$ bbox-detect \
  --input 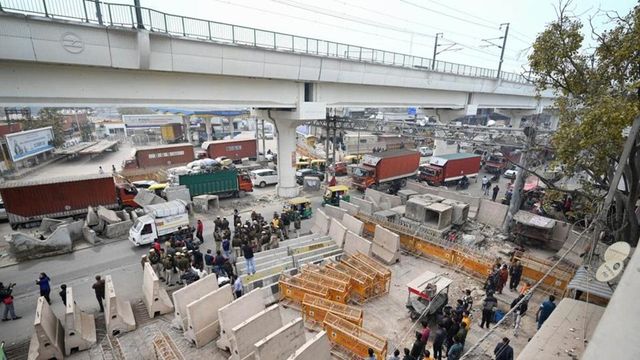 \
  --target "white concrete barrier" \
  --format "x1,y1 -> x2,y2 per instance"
217,288 -> 264,351
64,287 -> 96,355
229,305 -> 282,360
310,209 -> 330,235
254,317 -> 305,360
142,262 -> 174,318
172,274 -> 218,331
344,231 -> 372,256
104,275 -> 136,336
342,213 -> 364,236
287,331 -> 332,360
372,224 -> 400,264
339,199 -> 360,216
328,218 -> 347,248
185,284 -> 234,348
28,297 -> 65,360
